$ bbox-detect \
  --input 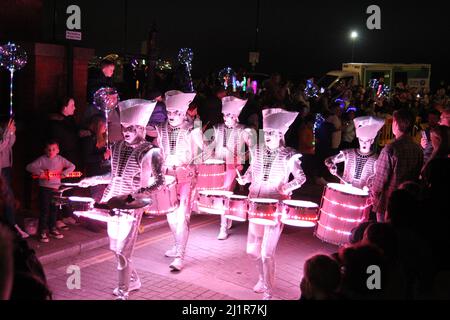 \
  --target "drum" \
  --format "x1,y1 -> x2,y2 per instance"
196,159 -> 225,191
74,209 -> 136,243
315,183 -> 370,246
68,196 -> 95,211
145,175 -> 179,215
281,200 -> 319,228
73,209 -> 112,223
224,195 -> 248,222
197,190 -> 233,215
248,198 -> 280,226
